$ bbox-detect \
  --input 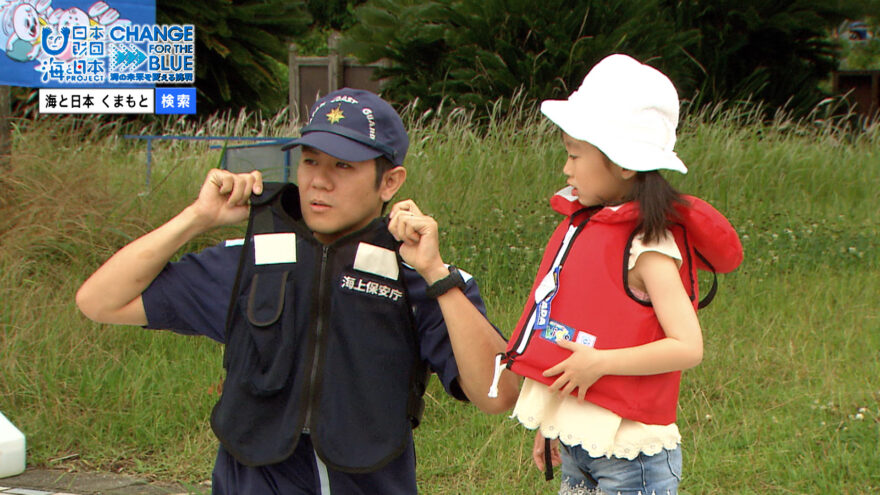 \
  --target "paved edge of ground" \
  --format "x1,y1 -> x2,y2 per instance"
0,469 -> 210,495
